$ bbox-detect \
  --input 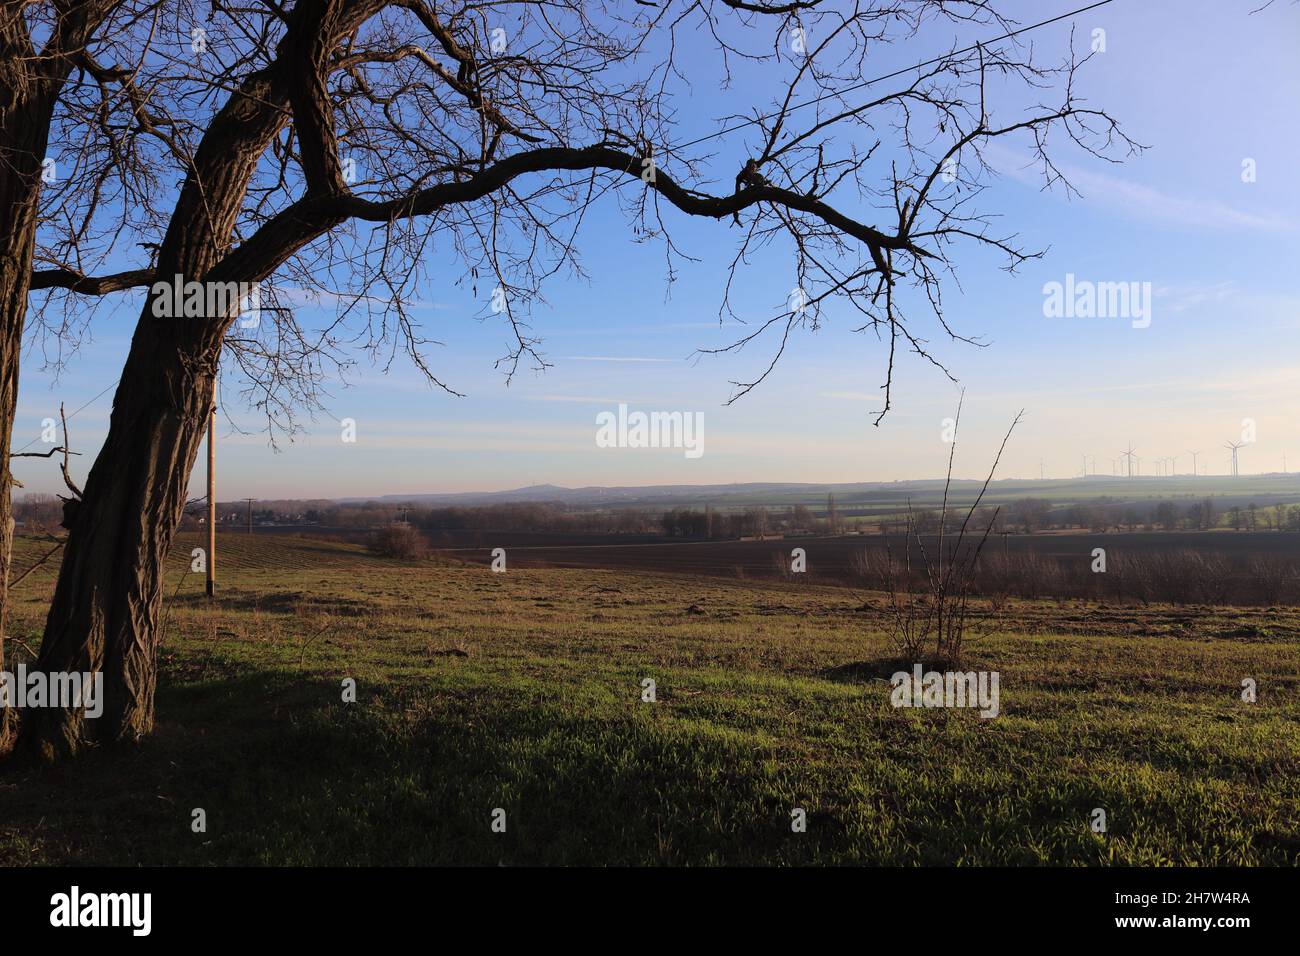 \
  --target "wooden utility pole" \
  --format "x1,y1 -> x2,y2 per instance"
245,498 -> 254,534
206,384 -> 216,599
